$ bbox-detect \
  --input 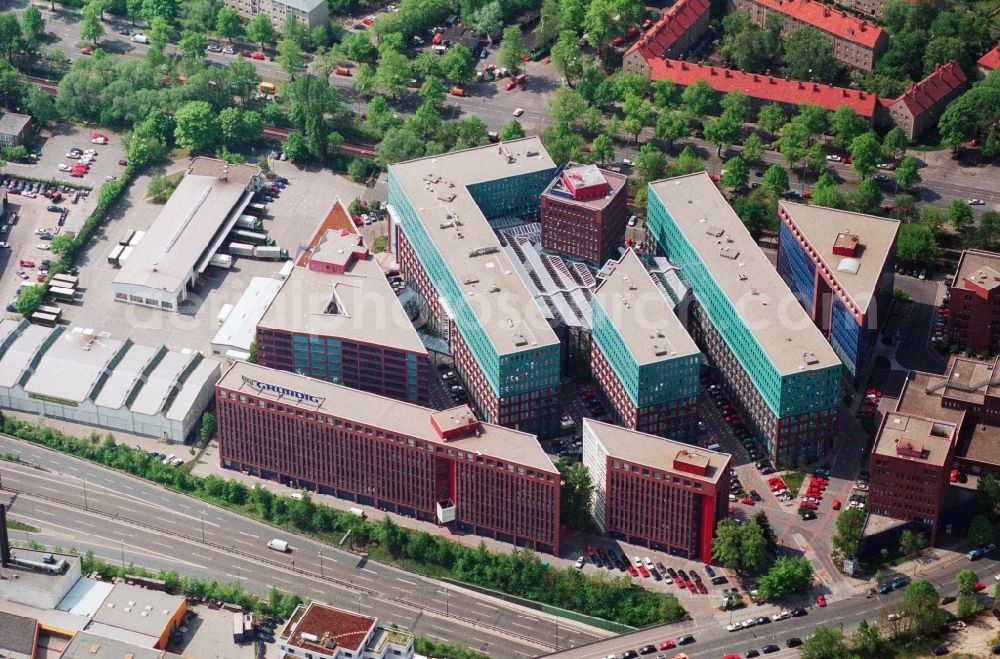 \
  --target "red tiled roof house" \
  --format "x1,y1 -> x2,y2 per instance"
882,60 -> 967,139
622,0 -> 711,76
